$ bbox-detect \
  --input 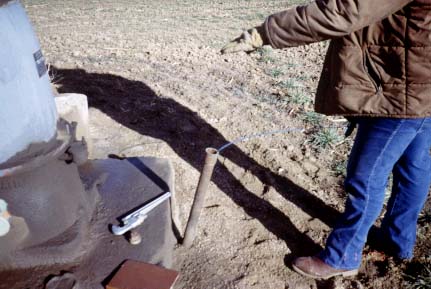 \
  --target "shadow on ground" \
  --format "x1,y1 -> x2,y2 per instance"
54,67 -> 341,259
